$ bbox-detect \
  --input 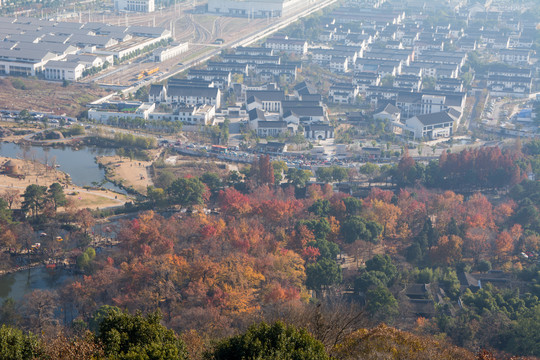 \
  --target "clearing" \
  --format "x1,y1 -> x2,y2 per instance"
0,78 -> 109,117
